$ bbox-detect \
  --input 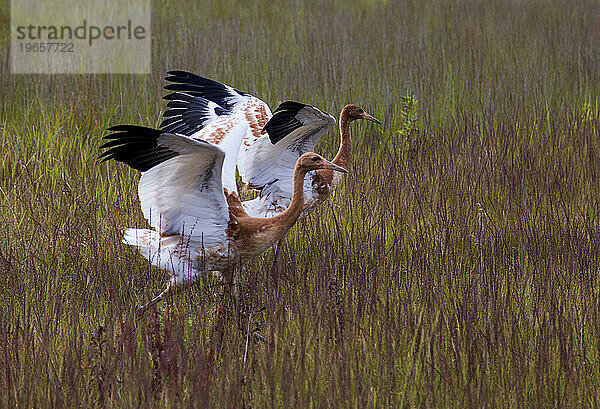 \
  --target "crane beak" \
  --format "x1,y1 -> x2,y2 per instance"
322,162 -> 348,173
362,112 -> 381,124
